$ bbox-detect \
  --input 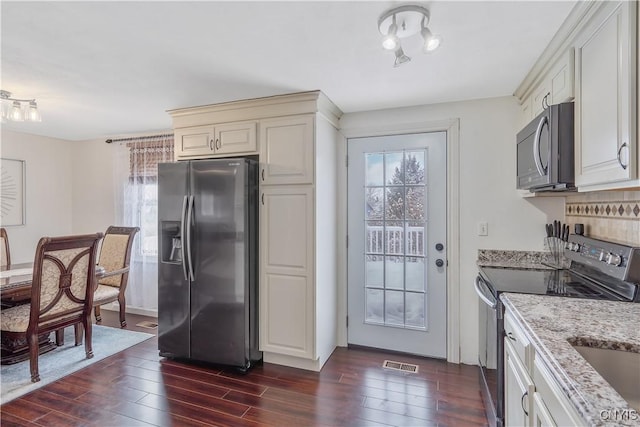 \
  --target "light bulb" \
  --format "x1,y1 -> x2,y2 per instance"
394,47 -> 411,67
10,101 -> 24,121
421,27 -> 442,52
382,22 -> 399,50
27,101 -> 41,122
